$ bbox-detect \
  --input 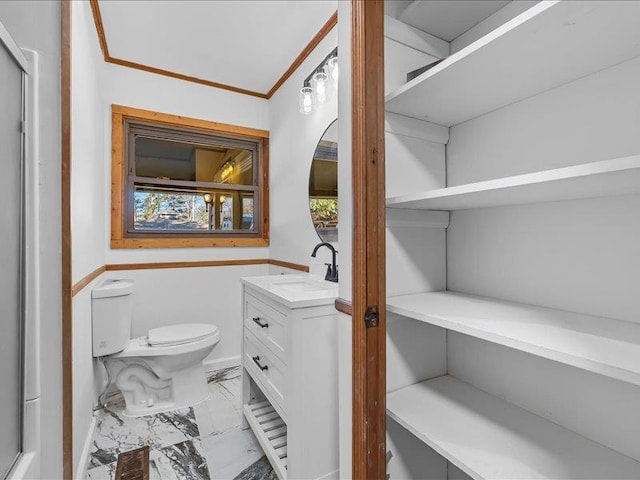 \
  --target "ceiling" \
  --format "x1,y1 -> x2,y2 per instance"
394,1 -> 511,42
97,0 -> 337,96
